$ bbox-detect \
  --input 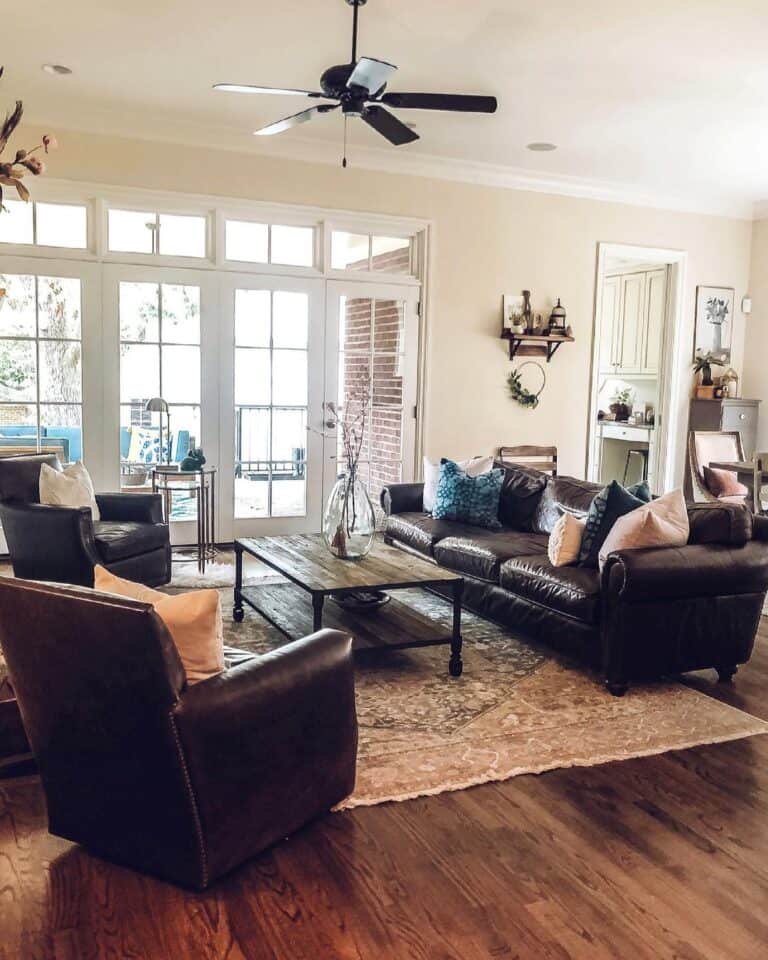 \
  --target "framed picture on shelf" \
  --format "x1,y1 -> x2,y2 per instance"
693,285 -> 734,363
502,293 -> 525,332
